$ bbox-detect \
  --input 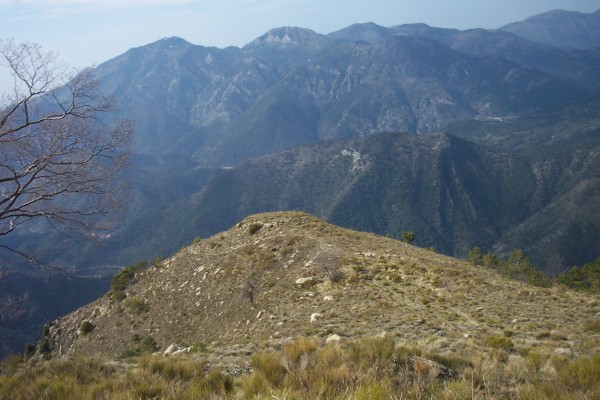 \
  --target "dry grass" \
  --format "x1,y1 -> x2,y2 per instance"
2,337 -> 599,399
